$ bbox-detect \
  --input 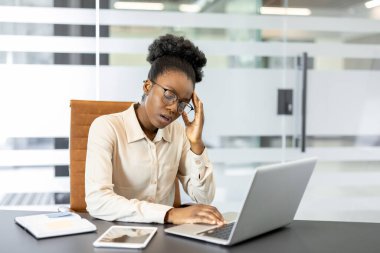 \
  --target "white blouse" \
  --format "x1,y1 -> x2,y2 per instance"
85,104 -> 215,223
